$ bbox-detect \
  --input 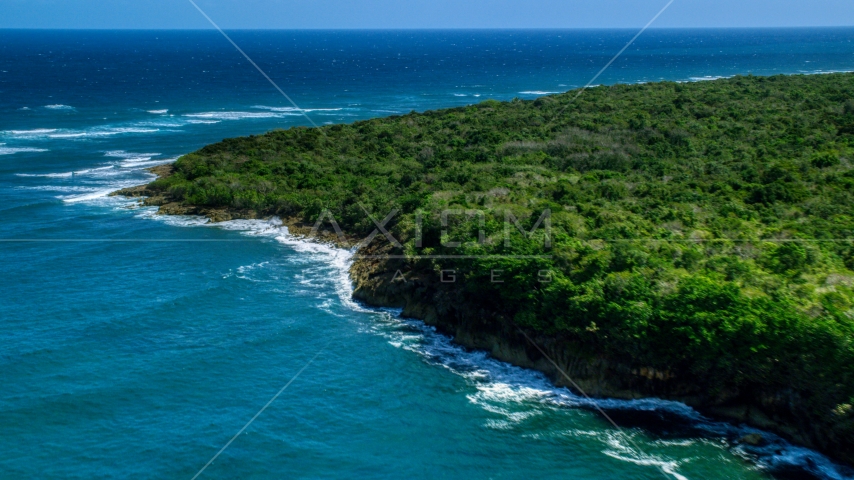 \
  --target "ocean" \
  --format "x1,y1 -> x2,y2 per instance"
2,28 -> 854,479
